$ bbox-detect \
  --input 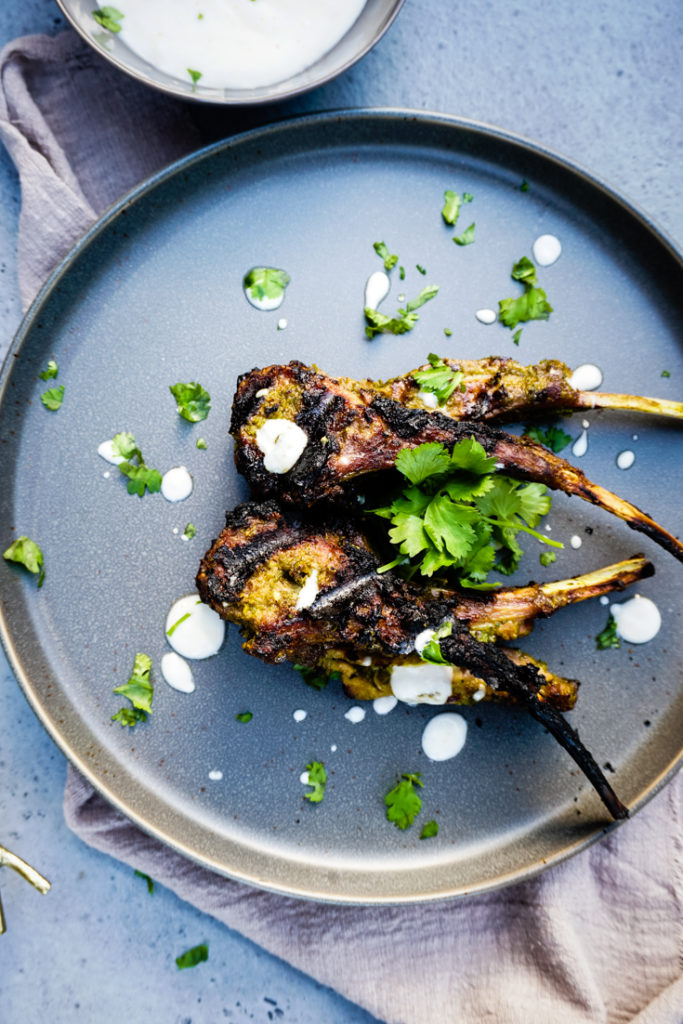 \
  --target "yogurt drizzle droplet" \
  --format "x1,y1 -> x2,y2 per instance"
421,713 -> 468,761
160,651 -> 195,693
610,595 -> 661,644
616,449 -> 635,470
161,466 -> 193,502
569,363 -> 603,391
165,596 -> 225,659
572,429 -> 589,458
532,234 -> 562,267
475,308 -> 497,325
364,270 -> 391,310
